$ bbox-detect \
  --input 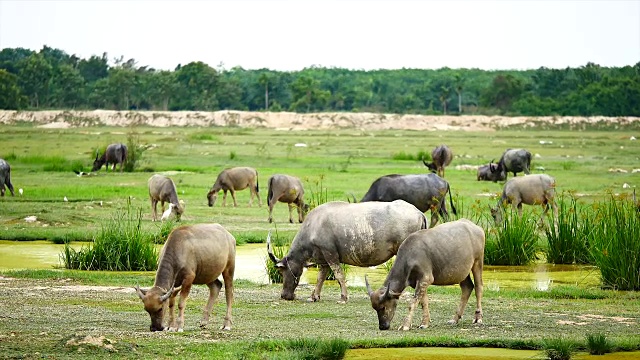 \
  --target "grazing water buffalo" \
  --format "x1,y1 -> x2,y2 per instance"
267,200 -> 428,303
92,143 -> 128,172
490,174 -> 558,227
491,148 -> 532,180
366,219 -> 485,331
0,159 -> 15,197
422,145 -> 453,178
135,223 -> 235,332
359,174 -> 457,228
207,167 -> 261,207
148,174 -> 185,221
267,174 -> 308,223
